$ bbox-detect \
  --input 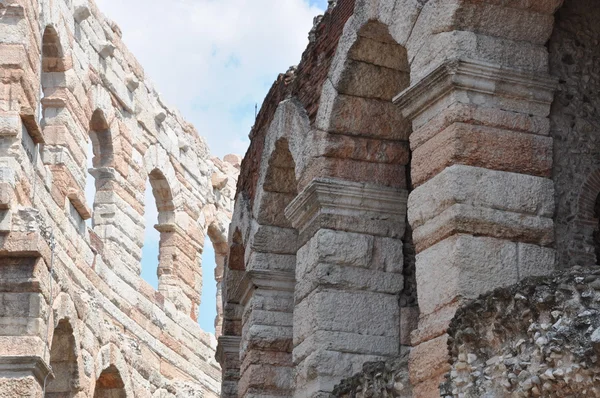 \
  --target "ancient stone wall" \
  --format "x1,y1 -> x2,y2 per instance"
0,0 -> 238,396
444,267 -> 600,397
221,0 -> 566,397
550,0 -> 600,269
